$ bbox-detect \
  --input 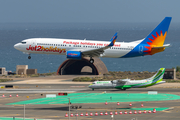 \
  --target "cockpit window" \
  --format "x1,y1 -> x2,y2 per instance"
21,42 -> 26,44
